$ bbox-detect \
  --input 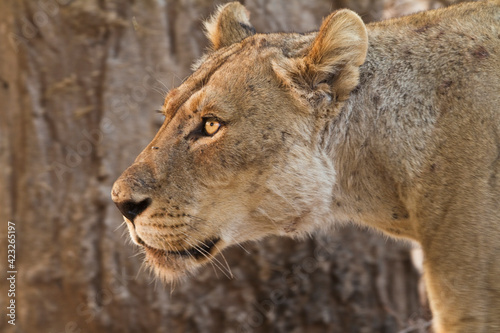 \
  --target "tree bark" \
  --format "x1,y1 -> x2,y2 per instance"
1,1 -> 434,332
